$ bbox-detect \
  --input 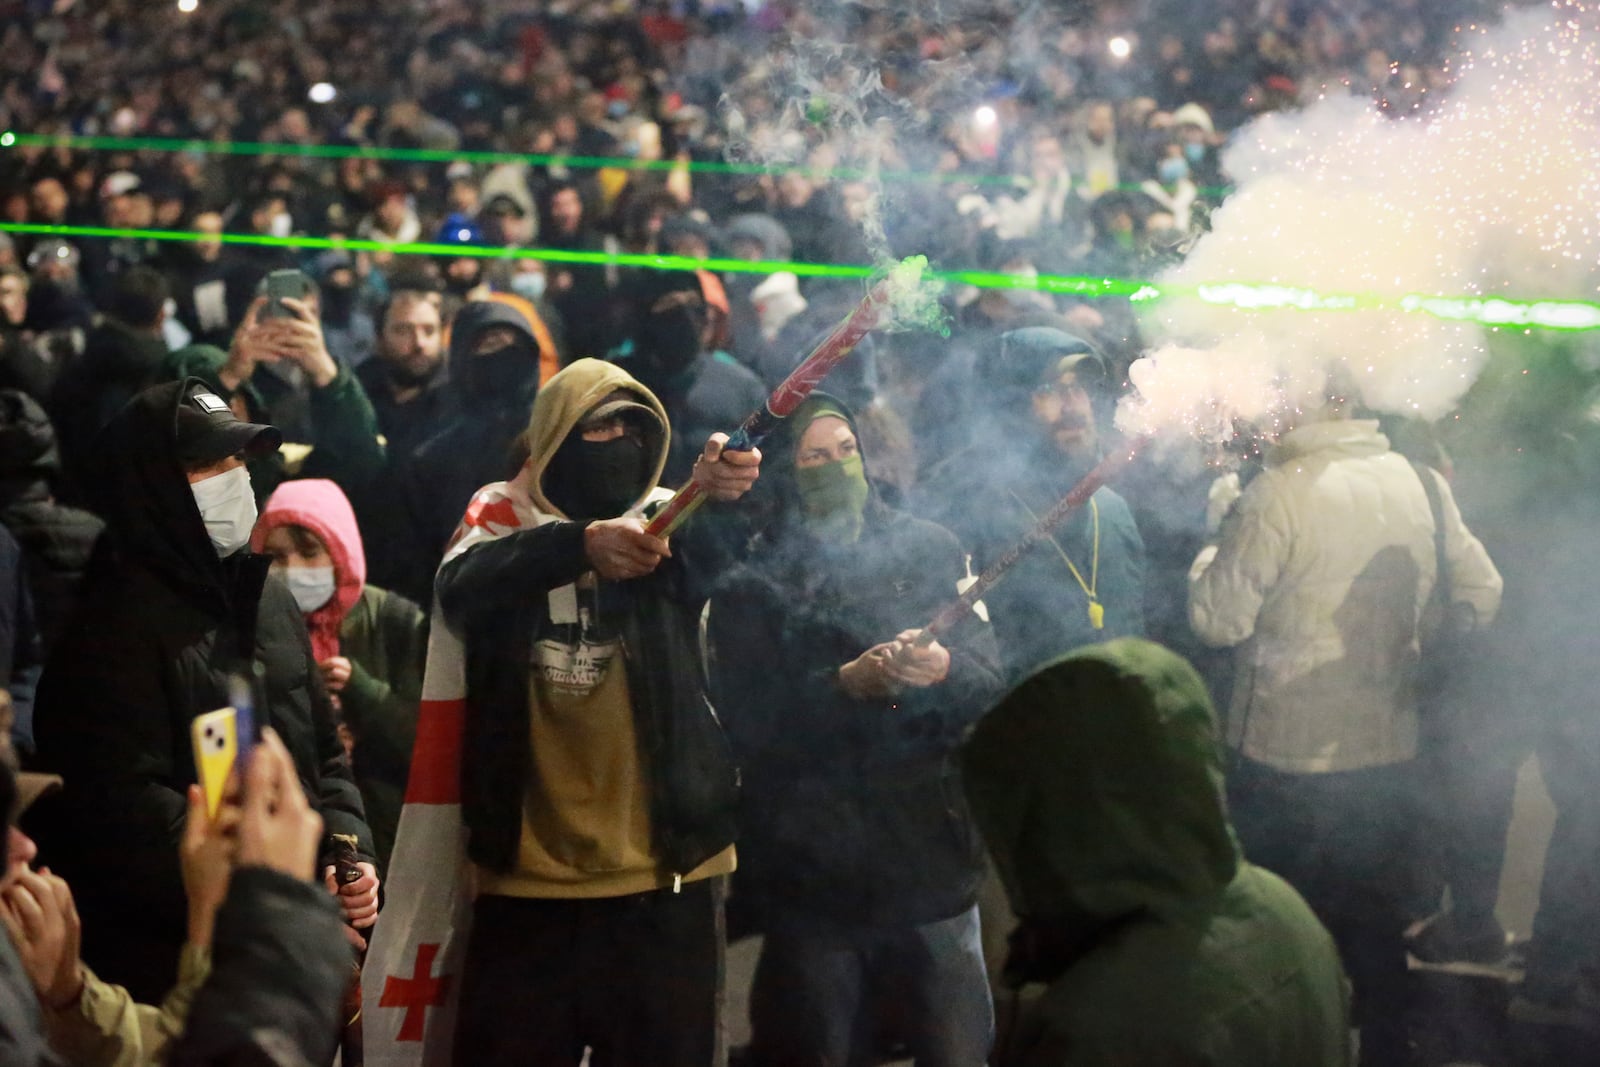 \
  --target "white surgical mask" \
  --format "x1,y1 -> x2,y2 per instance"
280,565 -> 337,613
190,465 -> 258,558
